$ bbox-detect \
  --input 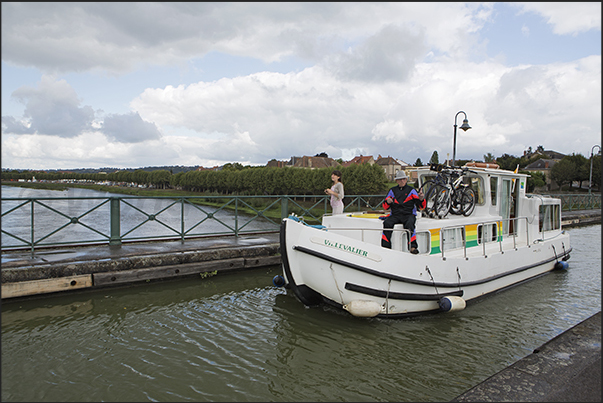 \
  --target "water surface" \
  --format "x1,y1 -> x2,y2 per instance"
1,224 -> 600,402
